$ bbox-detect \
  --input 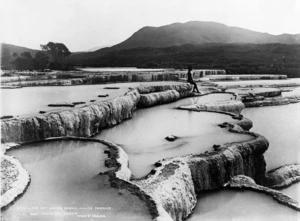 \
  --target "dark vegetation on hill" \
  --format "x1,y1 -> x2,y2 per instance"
1,43 -> 39,69
1,21 -> 300,77
107,21 -> 300,51
66,44 -> 300,78
64,21 -> 300,77
1,42 -> 72,71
